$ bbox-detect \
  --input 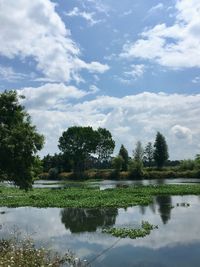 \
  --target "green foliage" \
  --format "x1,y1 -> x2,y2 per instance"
42,153 -> 72,173
153,132 -> 169,169
58,126 -> 114,176
119,145 -> 129,171
128,159 -> 143,179
2,184 -> 200,208
0,91 -> 44,189
112,156 -> 124,174
102,221 -> 158,239
179,159 -> 196,171
133,141 -> 144,162
143,142 -> 154,167
58,126 -> 99,175
96,127 -> 115,163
